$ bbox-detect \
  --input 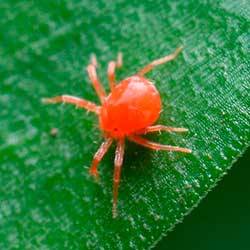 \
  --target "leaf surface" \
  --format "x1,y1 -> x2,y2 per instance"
0,0 -> 249,249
